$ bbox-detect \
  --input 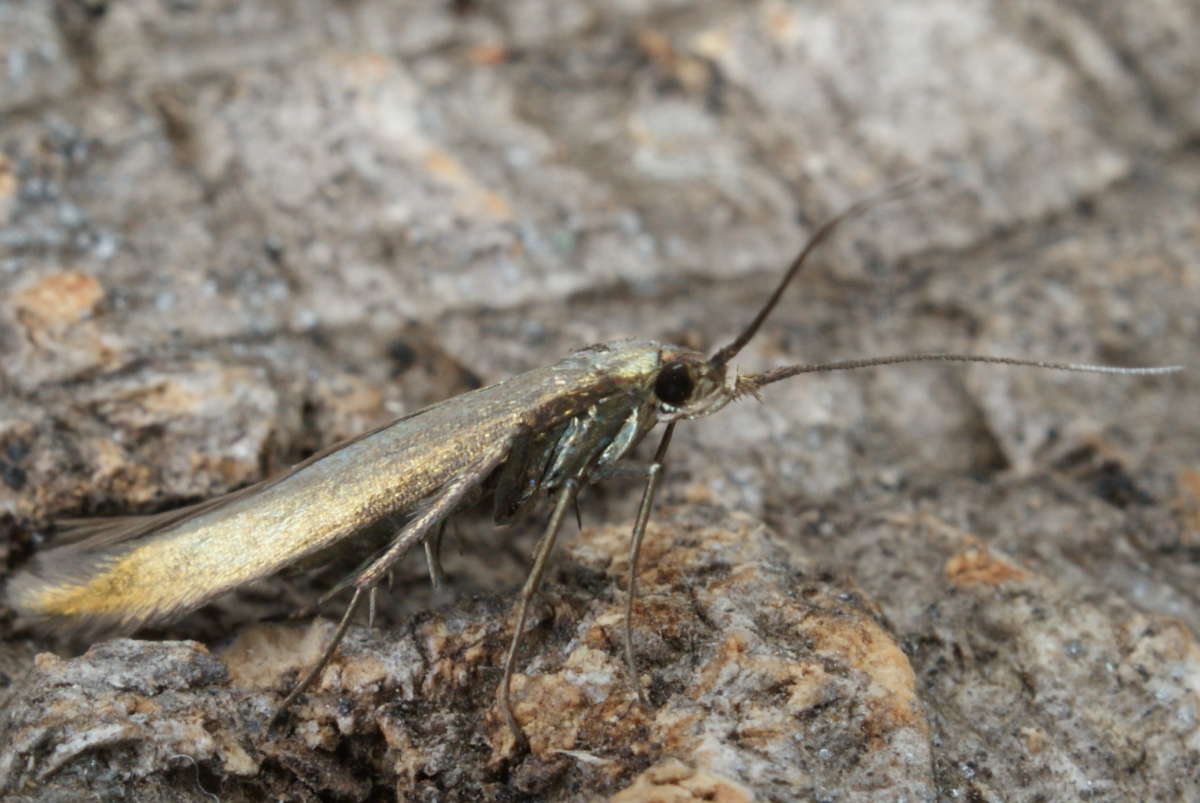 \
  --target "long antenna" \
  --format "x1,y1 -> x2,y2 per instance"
708,179 -> 921,369
743,352 -> 1183,391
